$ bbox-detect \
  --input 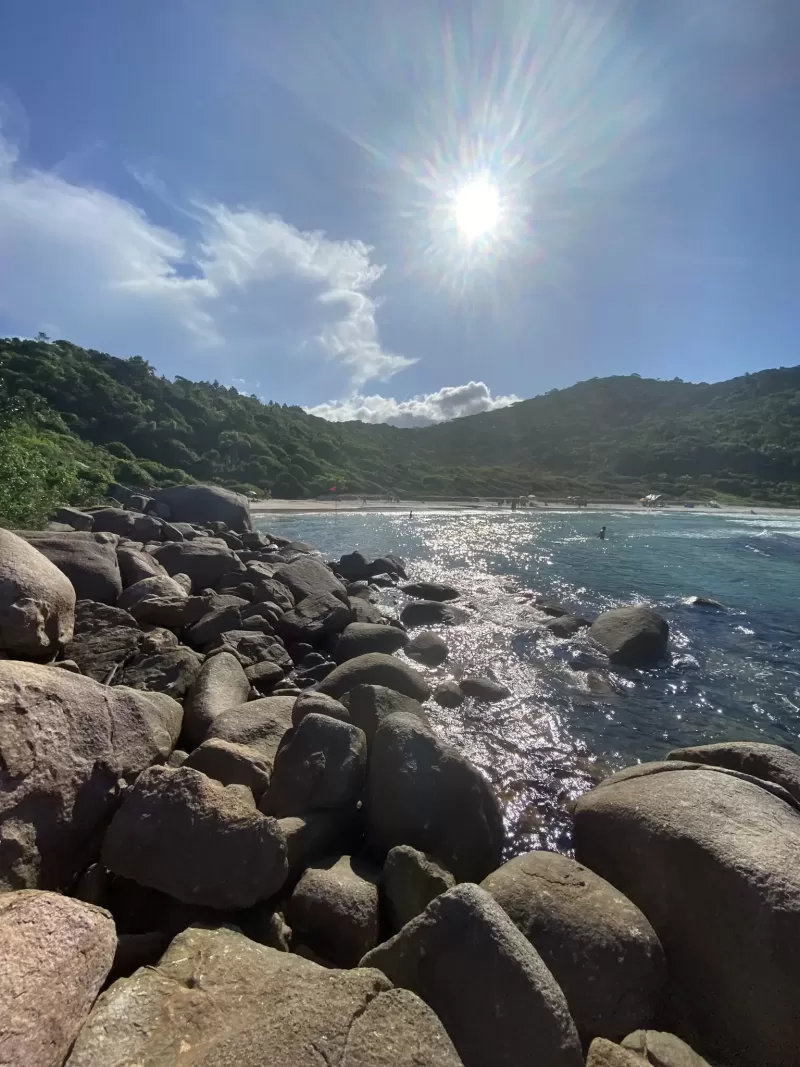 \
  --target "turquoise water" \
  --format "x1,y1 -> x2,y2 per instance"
255,509 -> 800,854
